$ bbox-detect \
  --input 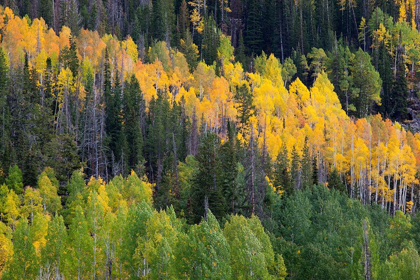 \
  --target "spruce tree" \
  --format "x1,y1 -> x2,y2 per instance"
291,146 -> 300,190
245,0 -> 263,55
123,75 -> 144,174
234,83 -> 254,133
274,145 -> 292,196
378,43 -> 394,118
0,47 -> 10,171
328,168 -> 346,193
391,47 -> 408,121
220,122 -> 239,213
39,0 -> 53,27
201,16 -> 220,65
190,132 -> 226,223
301,140 -> 313,189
